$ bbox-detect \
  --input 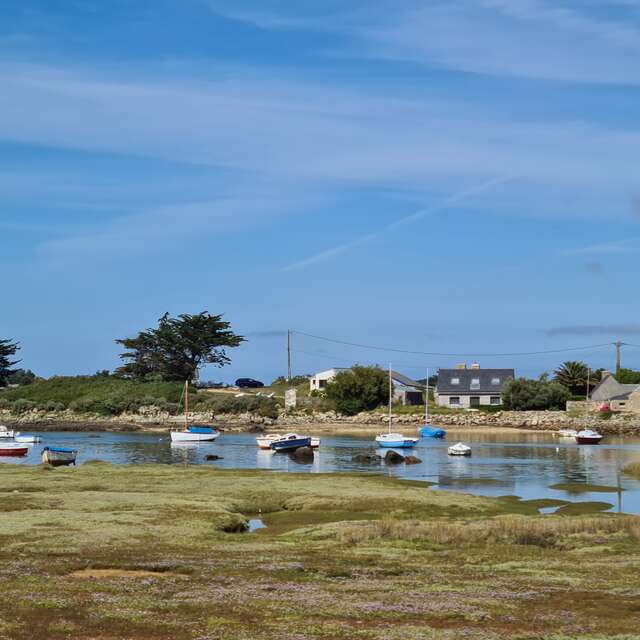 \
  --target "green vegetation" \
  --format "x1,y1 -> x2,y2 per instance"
116,311 -> 244,381
0,337 -> 19,387
554,360 -> 592,396
623,461 -> 640,478
617,367 -> 640,384
0,464 -> 639,639
503,376 -> 571,411
325,365 -> 388,415
7,368 -> 37,386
